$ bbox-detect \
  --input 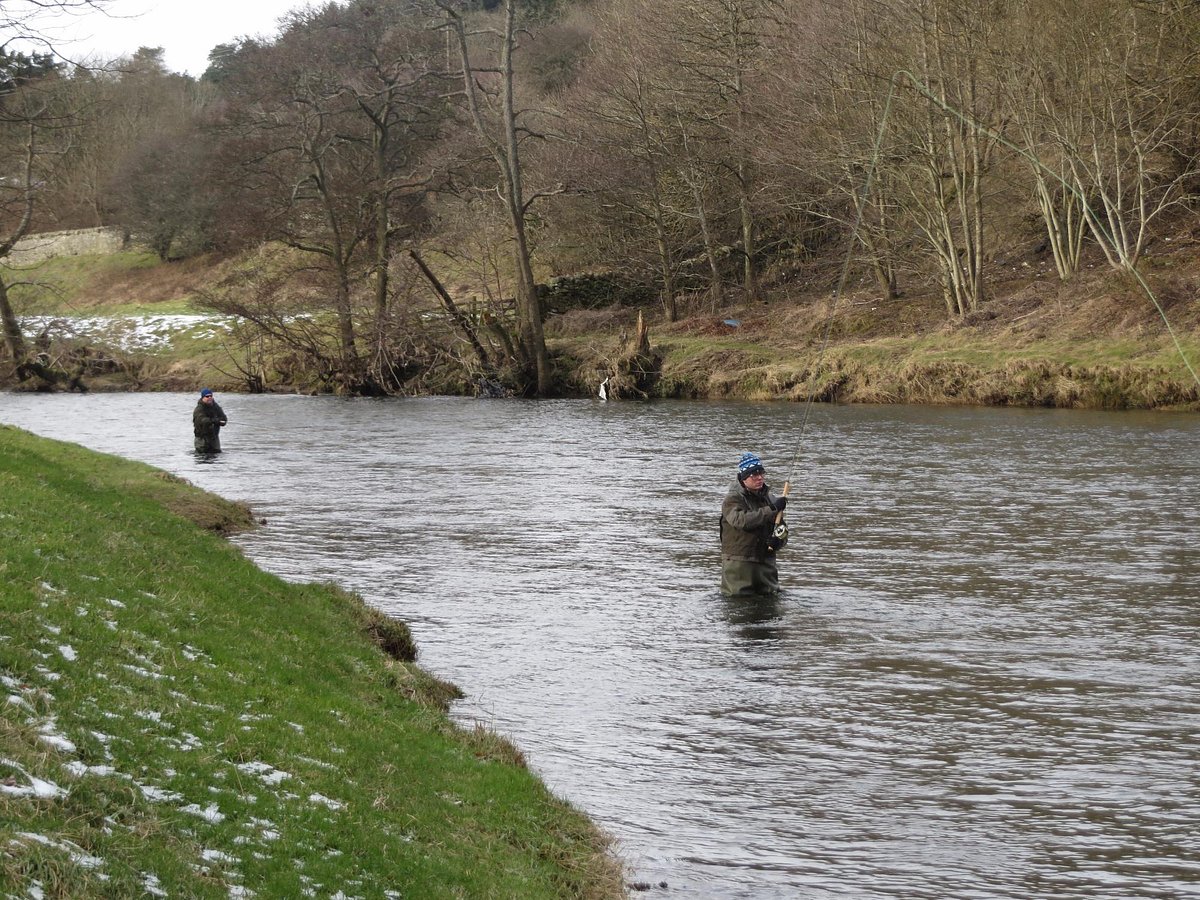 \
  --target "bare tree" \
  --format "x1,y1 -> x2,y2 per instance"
0,55 -> 67,361
438,0 -> 552,395
211,1 -> 451,393
0,0 -> 113,364
557,0 -> 688,319
668,0 -> 784,304
1044,0 -> 1200,271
